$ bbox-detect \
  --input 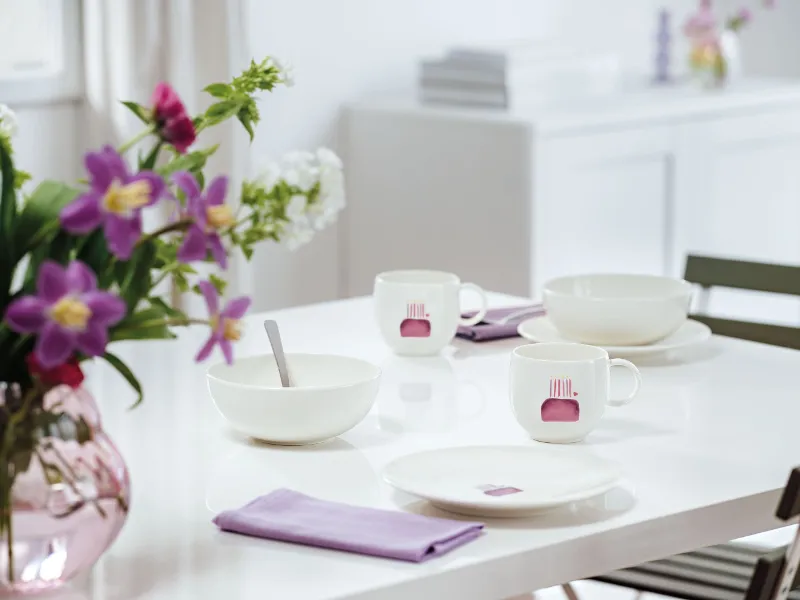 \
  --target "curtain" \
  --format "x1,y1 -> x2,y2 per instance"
81,0 -> 251,310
